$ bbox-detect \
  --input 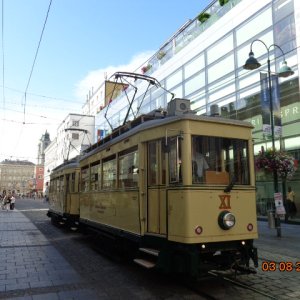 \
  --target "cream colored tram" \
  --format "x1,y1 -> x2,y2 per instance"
79,98 -> 258,276
47,157 -> 80,229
